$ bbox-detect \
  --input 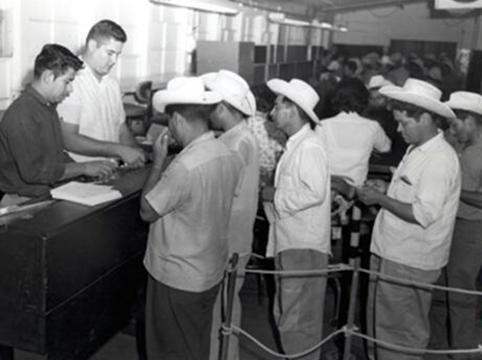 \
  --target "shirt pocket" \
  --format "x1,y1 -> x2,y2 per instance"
392,173 -> 415,203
